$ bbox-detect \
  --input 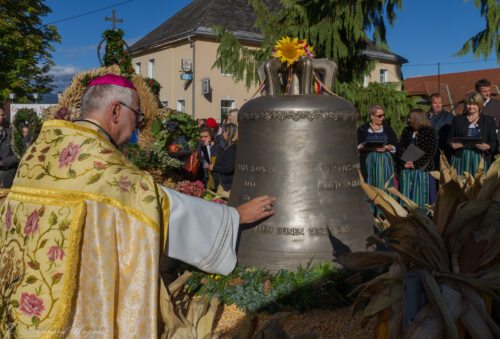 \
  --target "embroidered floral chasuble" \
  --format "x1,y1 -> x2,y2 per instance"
0,120 -> 169,338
